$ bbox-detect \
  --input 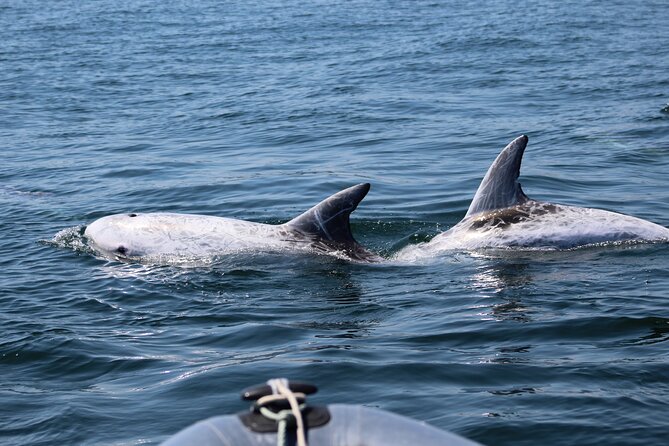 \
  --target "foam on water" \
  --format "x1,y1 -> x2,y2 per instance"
46,225 -> 92,254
